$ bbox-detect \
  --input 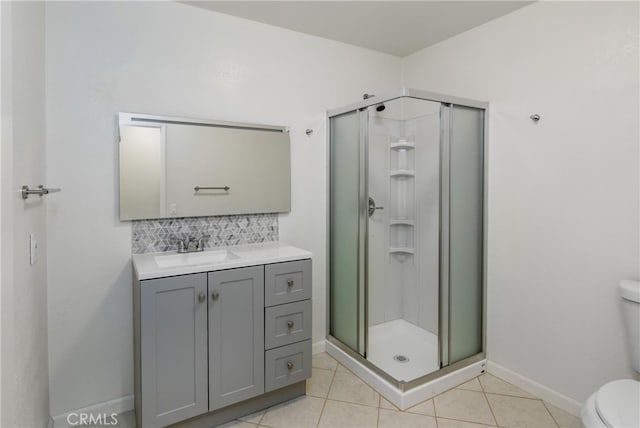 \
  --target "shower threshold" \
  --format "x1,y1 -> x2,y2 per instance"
325,337 -> 486,410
